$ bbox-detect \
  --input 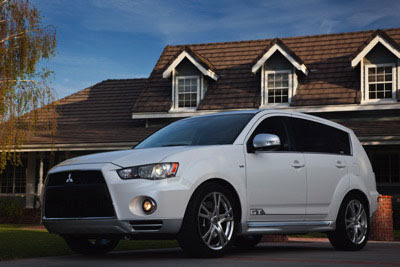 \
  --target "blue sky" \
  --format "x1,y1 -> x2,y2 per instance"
32,0 -> 400,99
